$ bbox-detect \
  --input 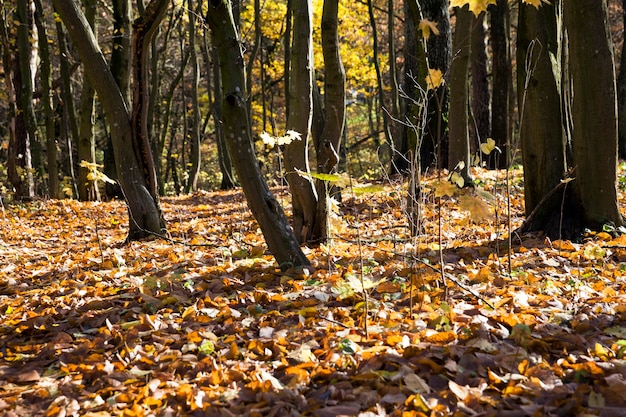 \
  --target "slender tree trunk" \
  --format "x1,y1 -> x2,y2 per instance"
312,0 -> 346,241
77,0 -> 99,201
206,32 -> 236,189
207,0 -> 310,269
131,0 -> 169,202
185,0 -> 202,192
367,0 -> 393,157
490,0 -> 511,167
53,0 -> 164,240
421,0 -> 451,171
447,5 -> 472,183
470,12 -> 490,151
284,0 -> 318,243
33,0 -> 58,198
105,0 -> 132,199
15,0 -> 37,198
